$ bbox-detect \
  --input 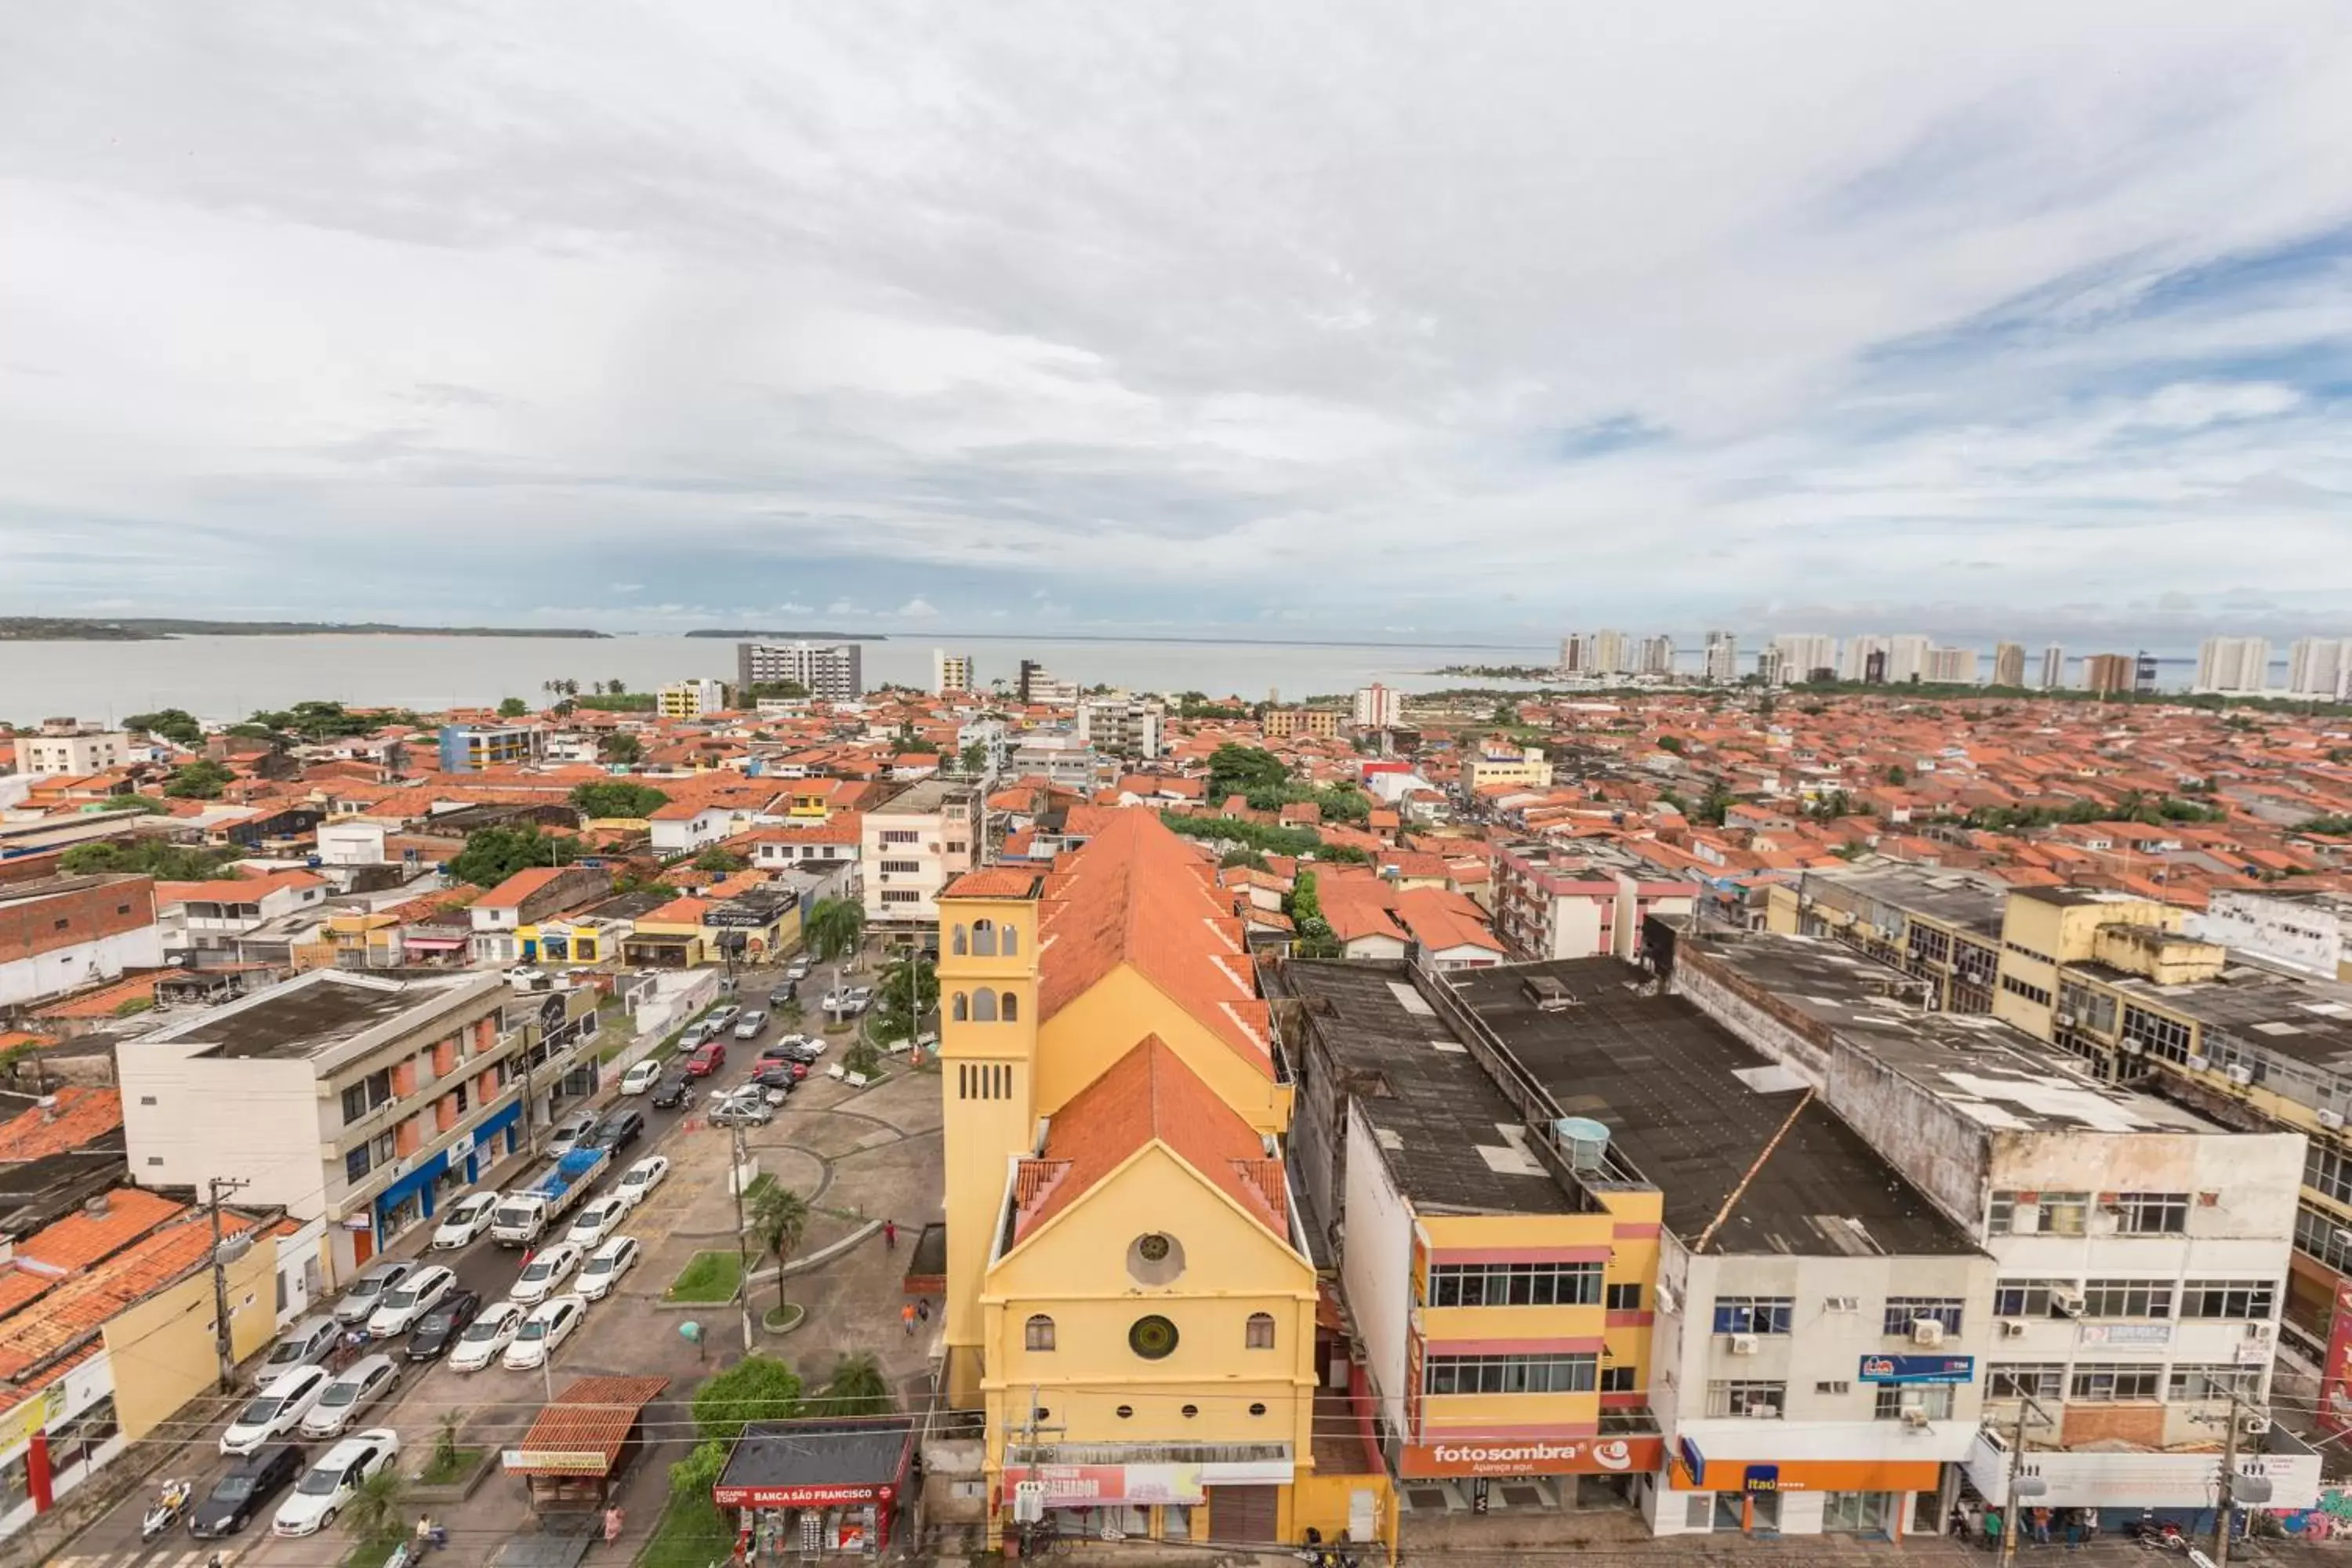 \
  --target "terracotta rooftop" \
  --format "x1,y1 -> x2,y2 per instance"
0,1087 -> 124,1164
942,869 -> 1045,900
11,1188 -> 184,1276
507,1375 -> 670,1473
1012,1036 -> 1289,1245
